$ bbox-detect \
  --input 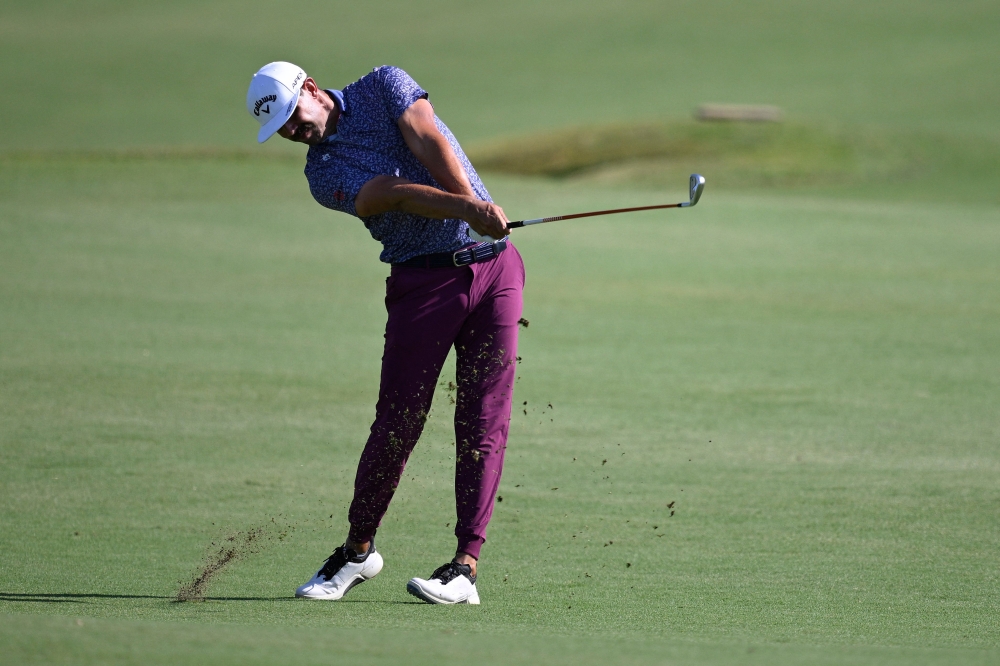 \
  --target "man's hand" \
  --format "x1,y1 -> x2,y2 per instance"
464,199 -> 510,240
355,177 -> 510,239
